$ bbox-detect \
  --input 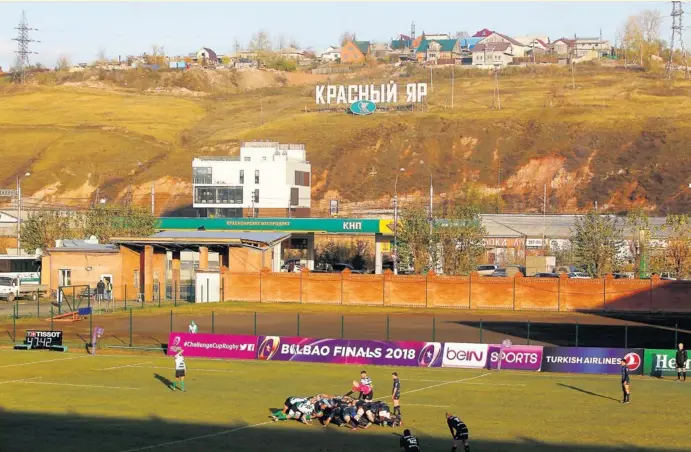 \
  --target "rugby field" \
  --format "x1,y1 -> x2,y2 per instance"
0,349 -> 688,452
